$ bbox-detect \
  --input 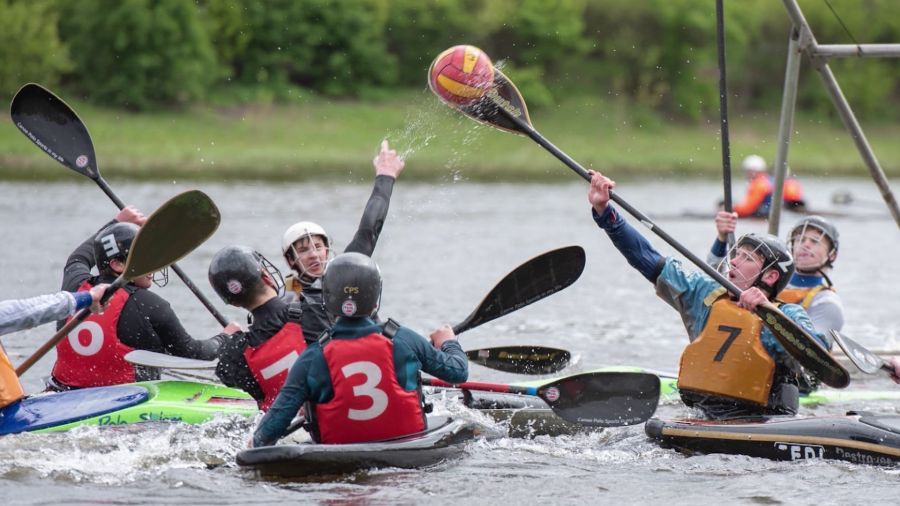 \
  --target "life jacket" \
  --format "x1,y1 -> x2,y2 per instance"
51,281 -> 135,388
783,177 -> 805,204
312,331 -> 425,444
678,293 -> 776,406
733,174 -> 774,218
779,285 -> 830,310
0,343 -> 25,408
243,303 -> 306,411
284,274 -> 303,296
